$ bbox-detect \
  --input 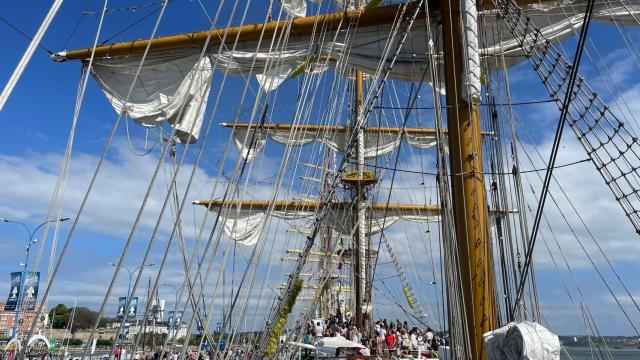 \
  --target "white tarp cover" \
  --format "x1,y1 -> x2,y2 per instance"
87,0 -> 639,142
316,335 -> 365,349
208,203 -> 438,246
231,127 -> 441,161
484,321 -> 561,360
